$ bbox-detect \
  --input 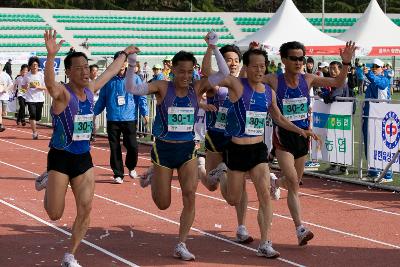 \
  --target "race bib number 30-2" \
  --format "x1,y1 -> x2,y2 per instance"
214,107 -> 228,130
282,97 -> 308,121
167,107 -> 195,132
73,114 -> 94,141
245,111 -> 266,135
